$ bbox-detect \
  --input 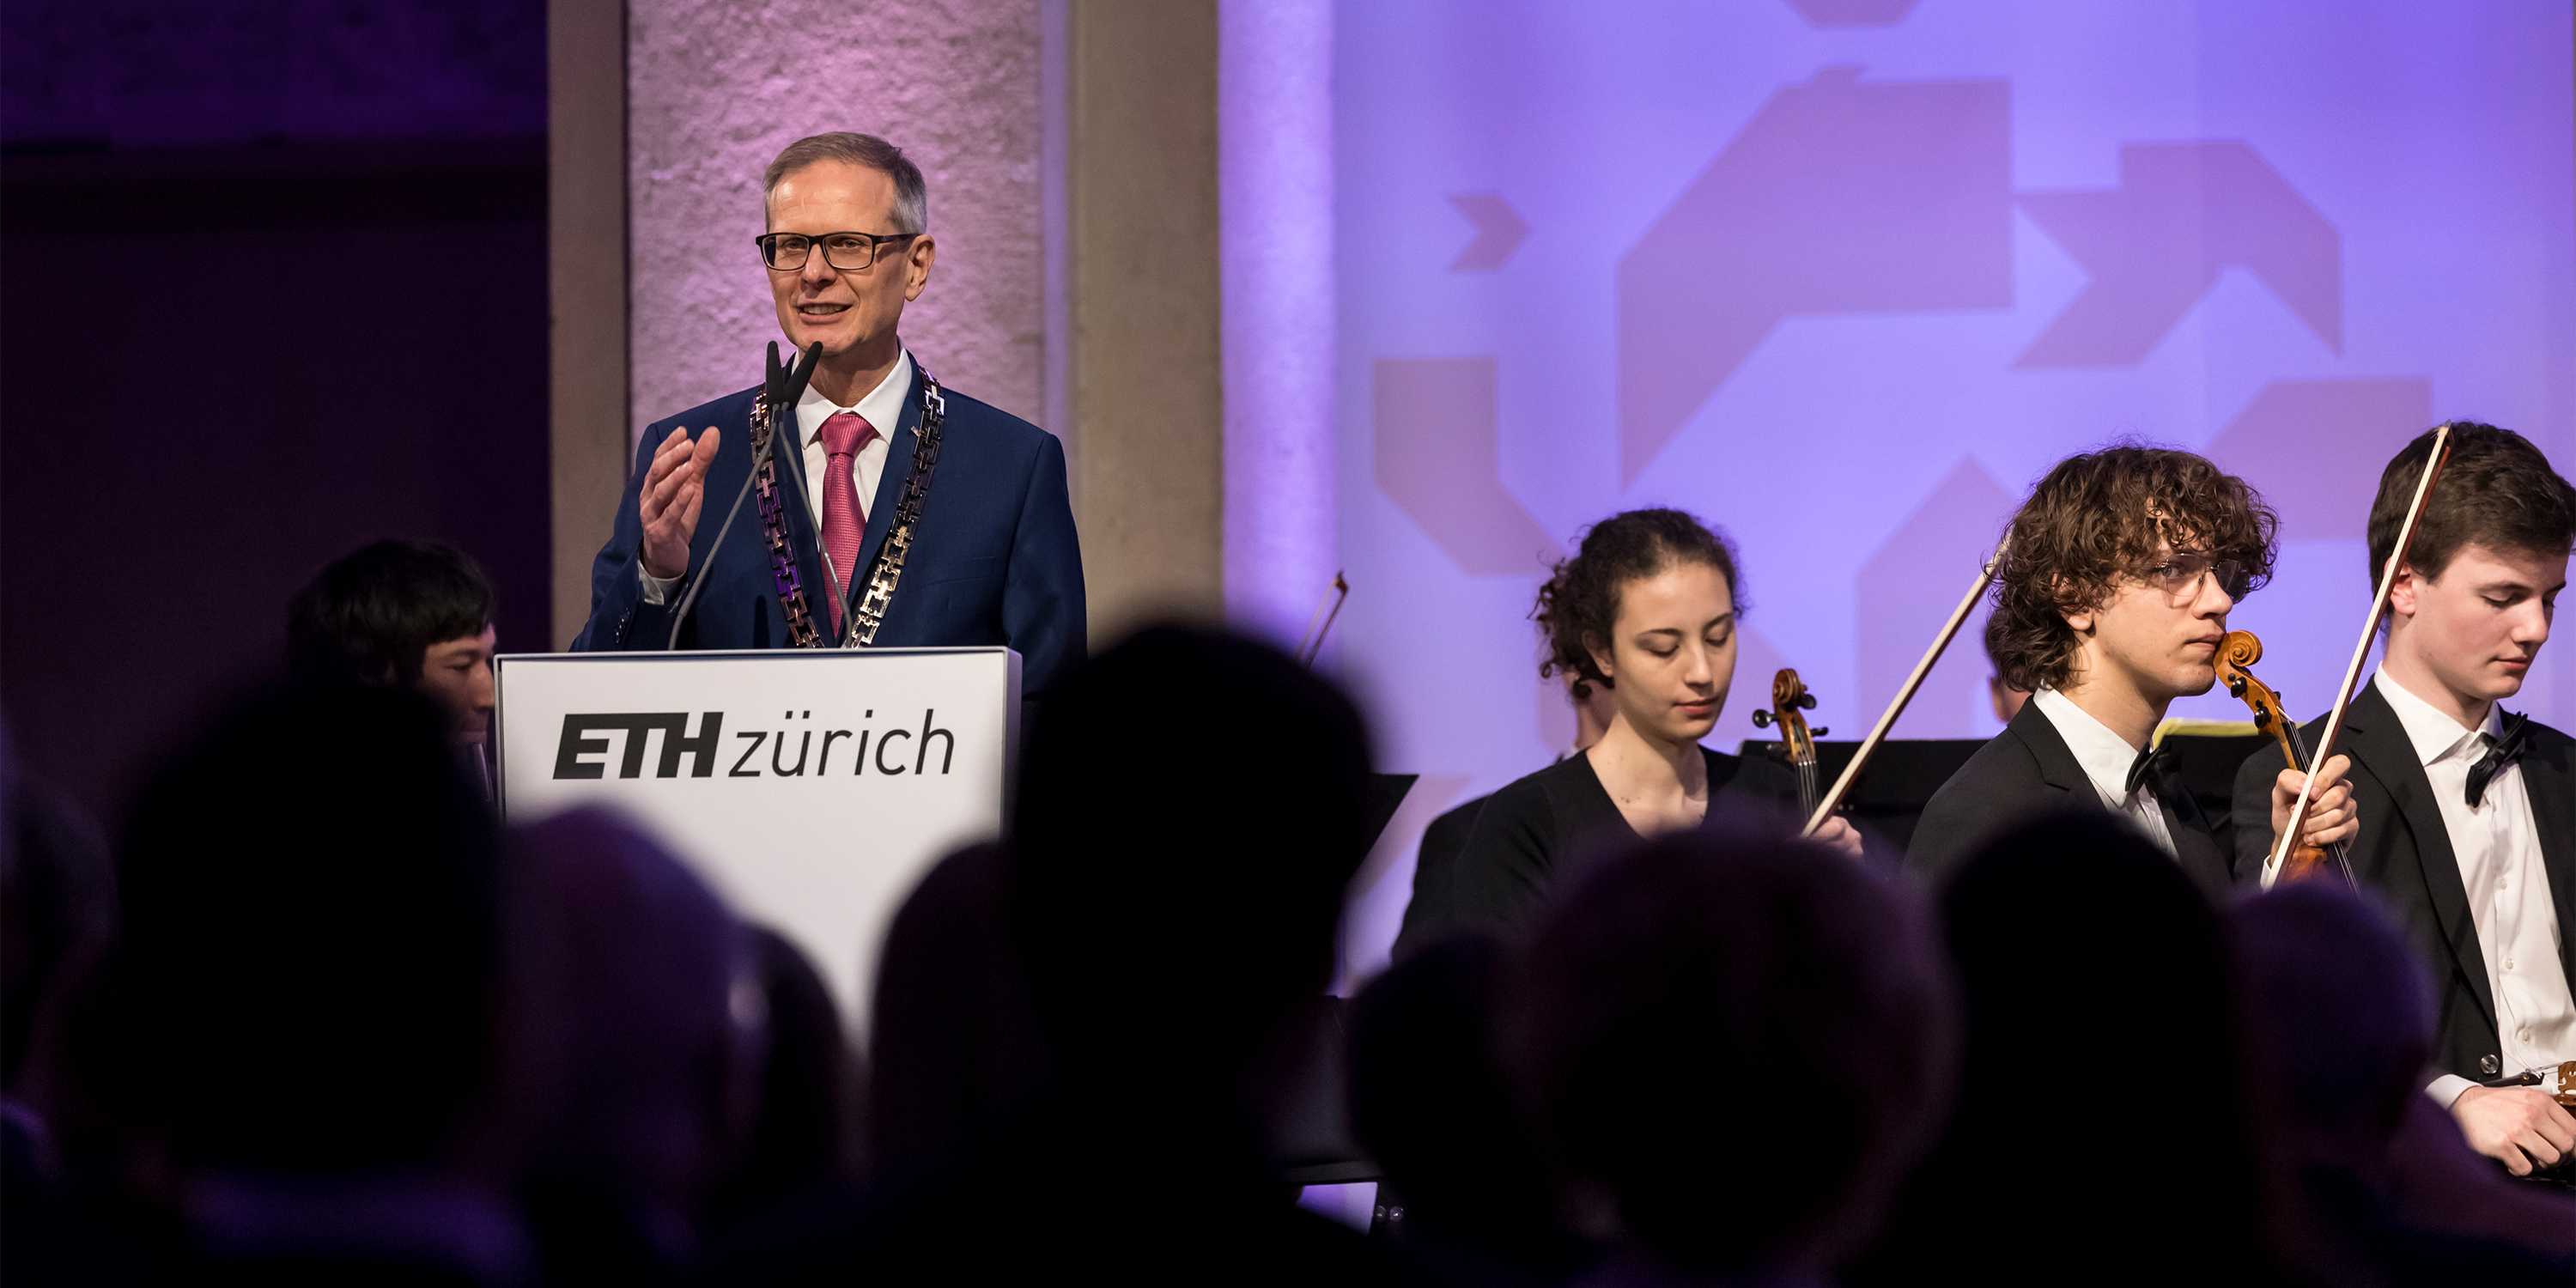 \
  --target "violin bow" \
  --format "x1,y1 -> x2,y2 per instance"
2262,422 -> 2455,886
1294,572 -> 1351,667
1801,526 -> 2013,838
